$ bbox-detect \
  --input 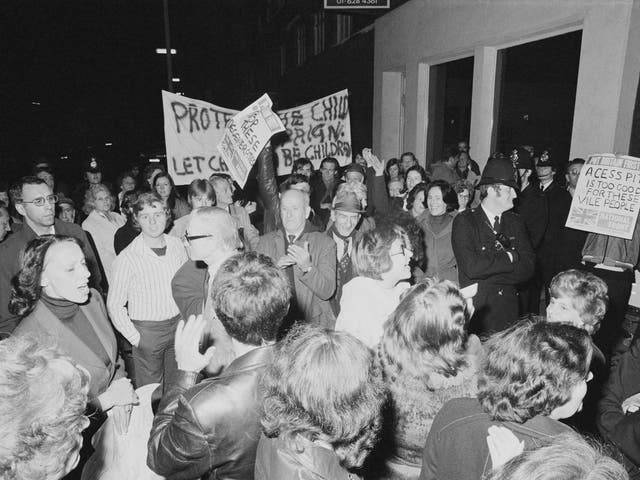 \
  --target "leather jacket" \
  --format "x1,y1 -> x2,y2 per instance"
255,434 -> 361,480
148,345 -> 275,480
256,145 -> 281,234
